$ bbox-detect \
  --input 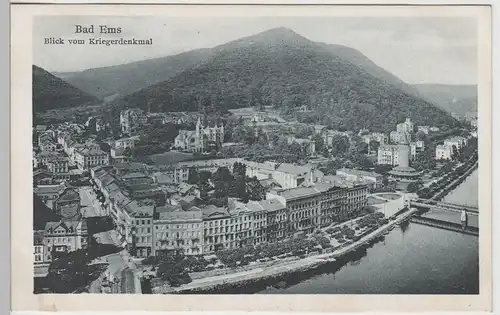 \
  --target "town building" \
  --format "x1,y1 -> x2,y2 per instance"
153,205 -> 203,256
409,141 -> 425,160
396,118 -> 415,134
120,108 -> 147,136
377,144 -> 400,166
245,161 -> 314,189
362,132 -> 388,145
444,136 -> 468,150
174,117 -> 224,153
34,182 -> 68,208
336,168 -> 383,190
33,231 -> 45,264
42,220 -> 88,262
435,145 -> 453,160
74,146 -> 109,171
46,157 -> 70,180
